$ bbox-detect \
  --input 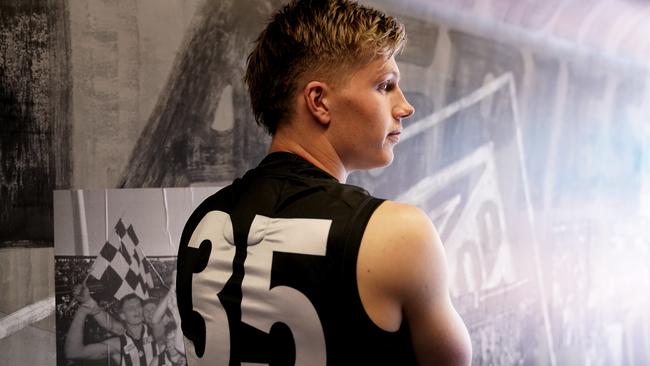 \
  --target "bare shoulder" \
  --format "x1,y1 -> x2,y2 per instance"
370,200 -> 433,228
363,200 -> 447,281
361,201 -> 434,247
357,200 -> 448,329
360,200 -> 472,365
